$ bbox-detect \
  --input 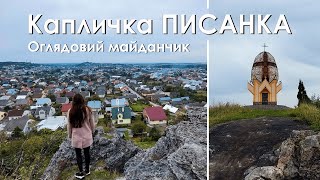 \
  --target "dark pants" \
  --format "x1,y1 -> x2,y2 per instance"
75,147 -> 90,172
